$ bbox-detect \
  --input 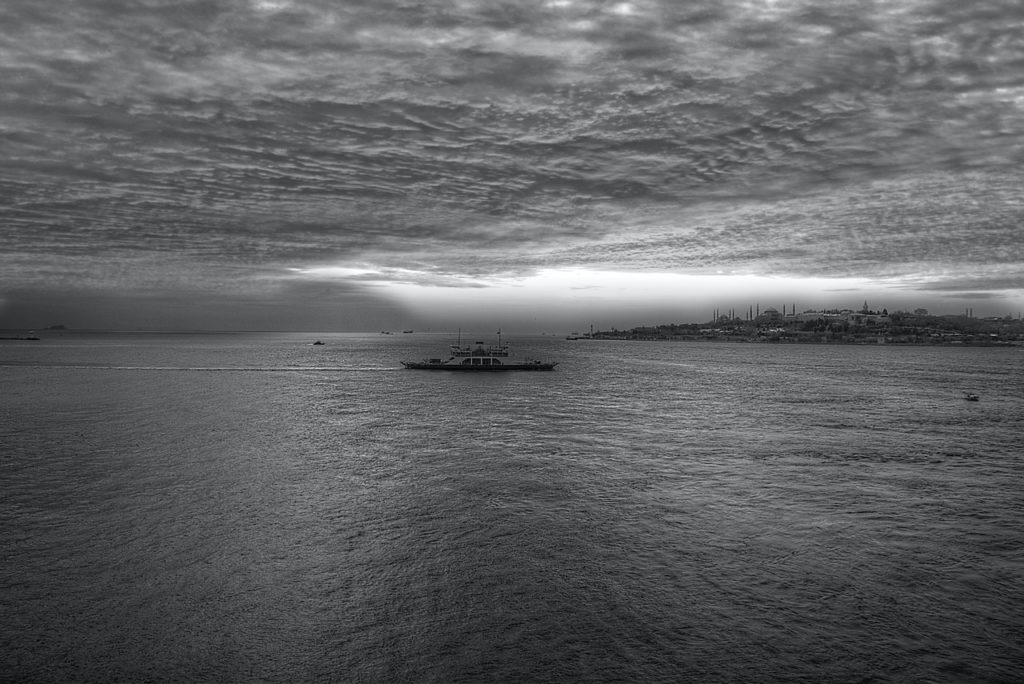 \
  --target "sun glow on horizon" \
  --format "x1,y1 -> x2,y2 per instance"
283,262 -> 1024,331
291,265 -> 949,324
